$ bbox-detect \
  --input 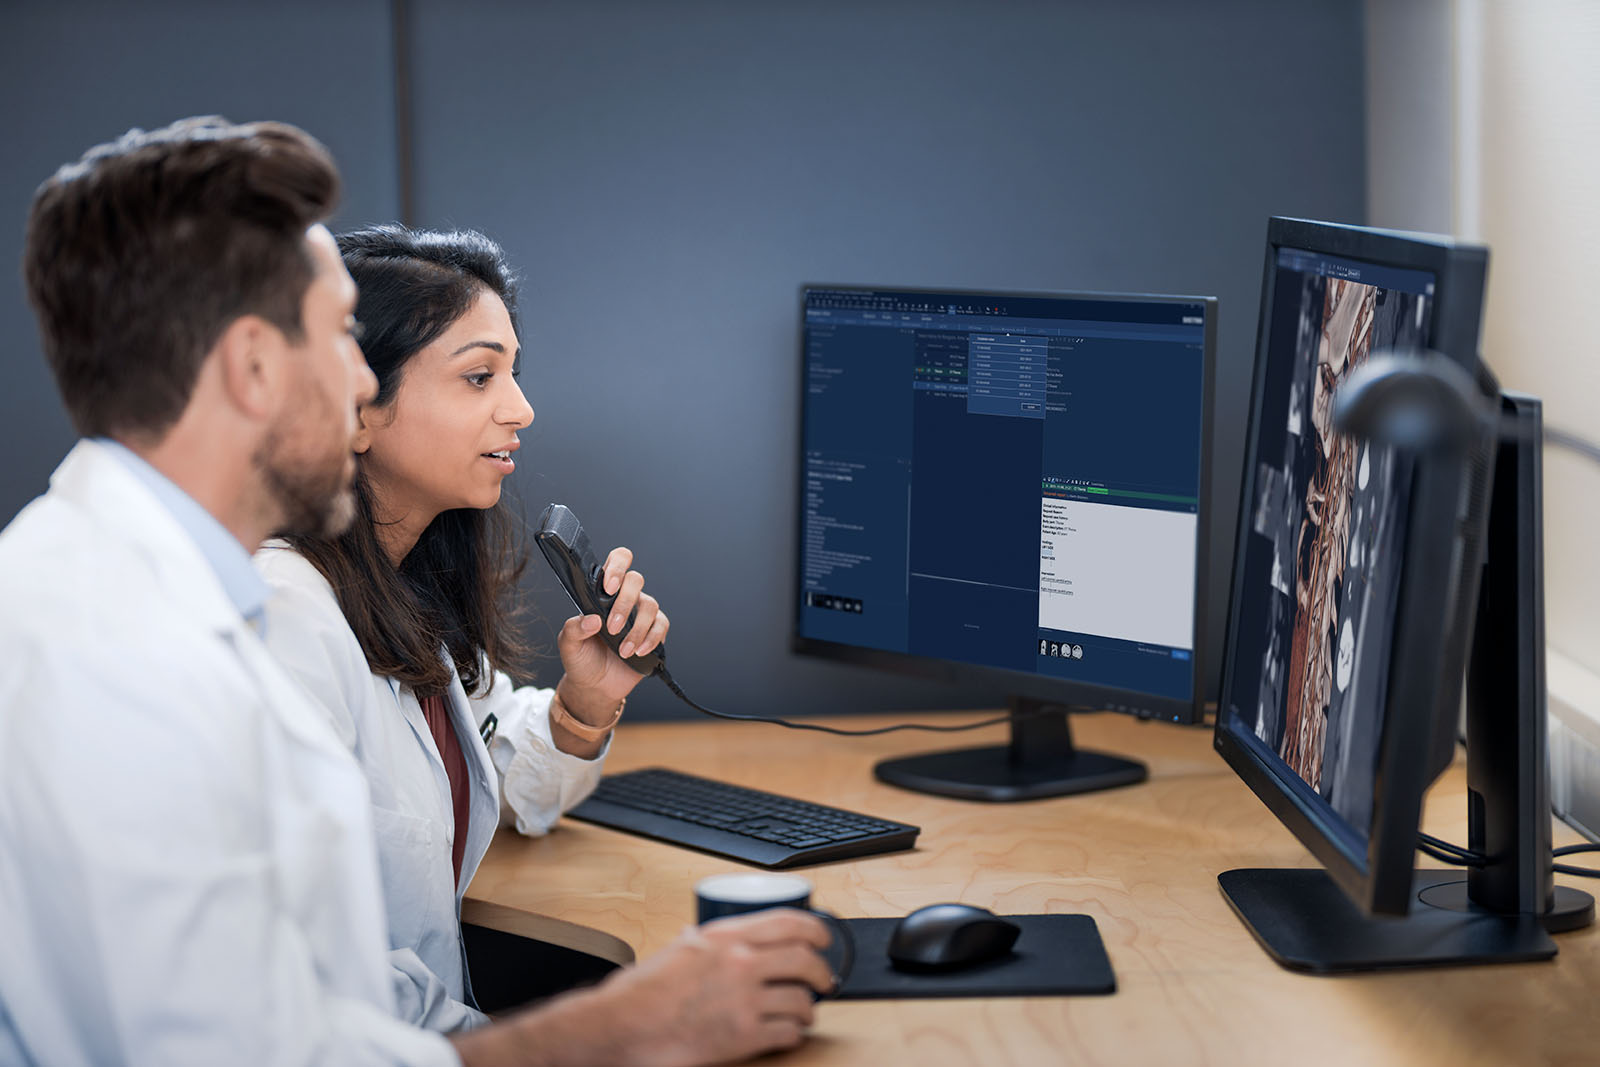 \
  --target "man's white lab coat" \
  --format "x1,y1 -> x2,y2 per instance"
0,441 -> 455,1066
